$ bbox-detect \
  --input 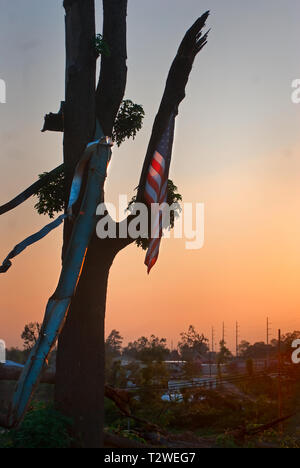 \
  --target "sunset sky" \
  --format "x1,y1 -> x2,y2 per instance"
0,0 -> 300,352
